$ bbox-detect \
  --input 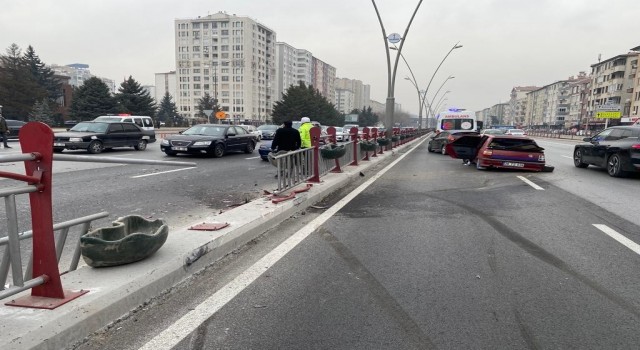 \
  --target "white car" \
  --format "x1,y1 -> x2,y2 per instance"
504,129 -> 526,136
239,124 -> 262,141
